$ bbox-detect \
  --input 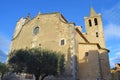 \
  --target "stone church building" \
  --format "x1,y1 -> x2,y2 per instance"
9,8 -> 111,80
